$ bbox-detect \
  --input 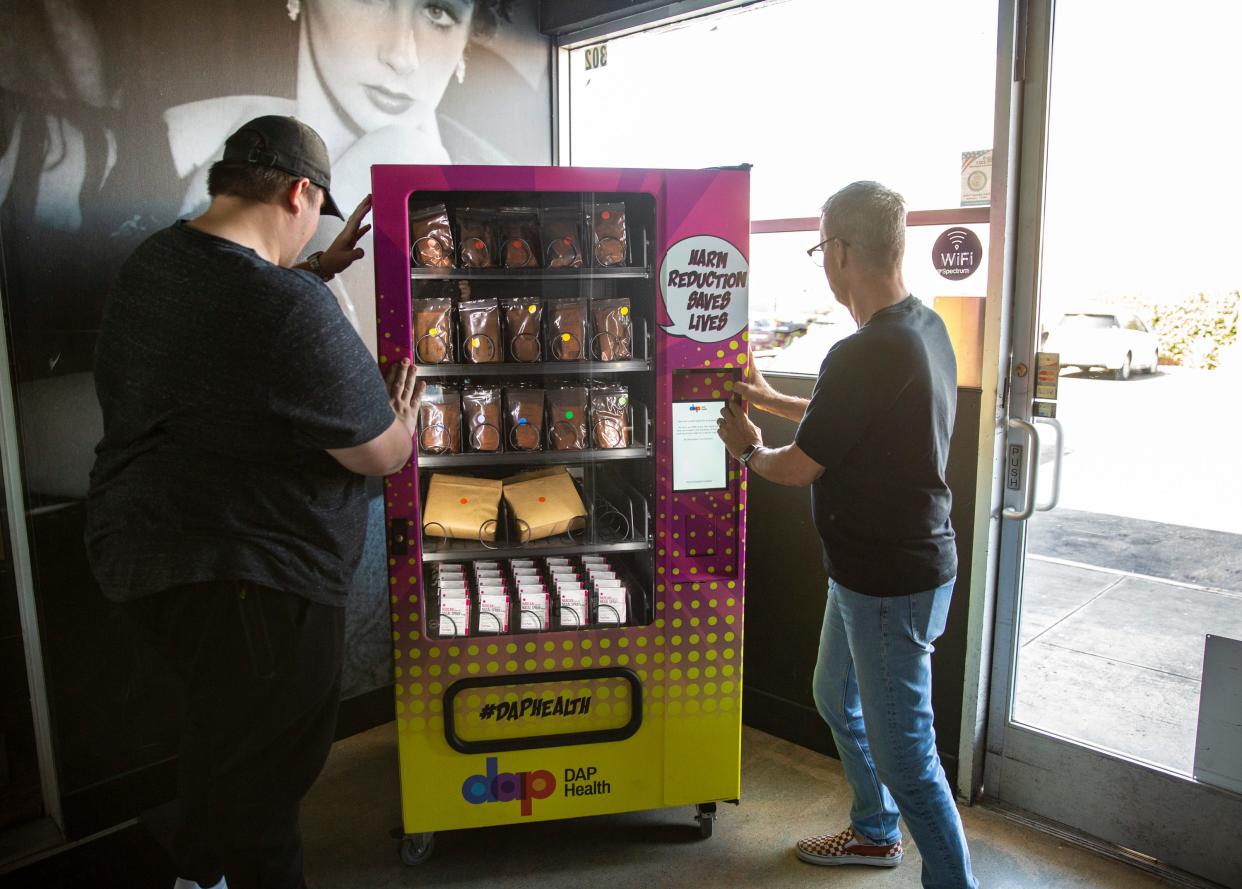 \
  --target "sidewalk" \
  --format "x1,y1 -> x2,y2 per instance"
1013,509 -> 1242,774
